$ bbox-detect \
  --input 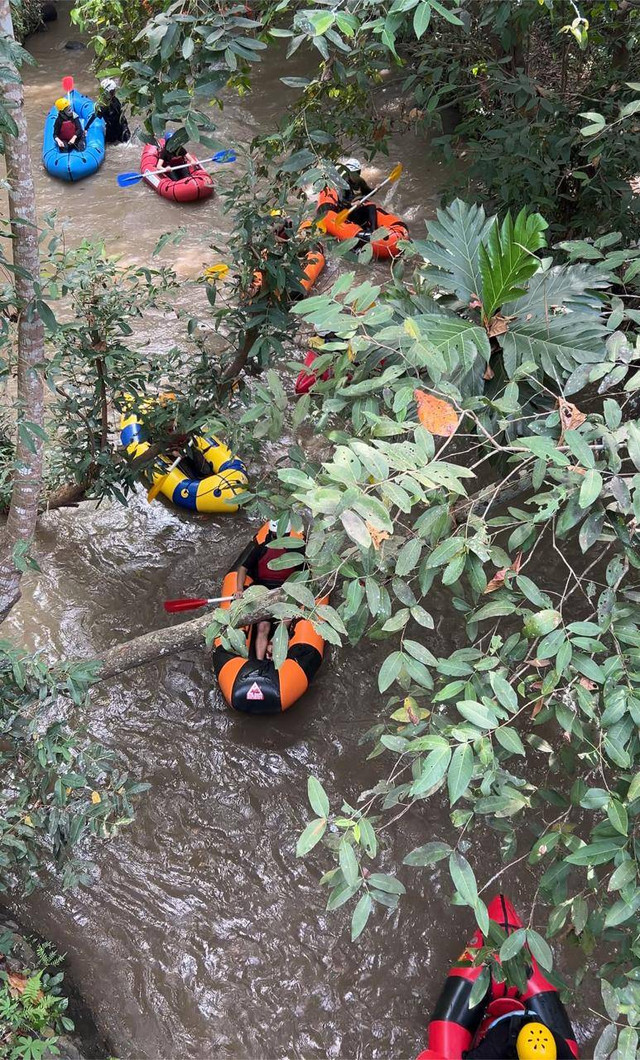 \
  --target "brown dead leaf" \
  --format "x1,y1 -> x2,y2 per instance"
579,677 -> 597,691
414,389 -> 460,437
485,313 -> 513,338
469,295 -> 482,309
483,364 -> 495,381
483,551 -> 523,593
567,464 -> 587,476
7,972 -> 35,998
531,697 -> 546,719
530,658 -> 552,668
629,175 -> 640,196
558,399 -> 586,433
367,523 -> 390,551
